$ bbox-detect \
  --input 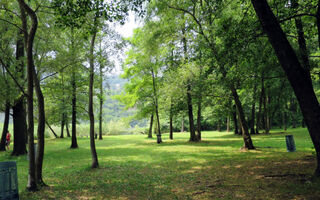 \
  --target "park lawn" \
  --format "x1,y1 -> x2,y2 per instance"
1,128 -> 320,200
